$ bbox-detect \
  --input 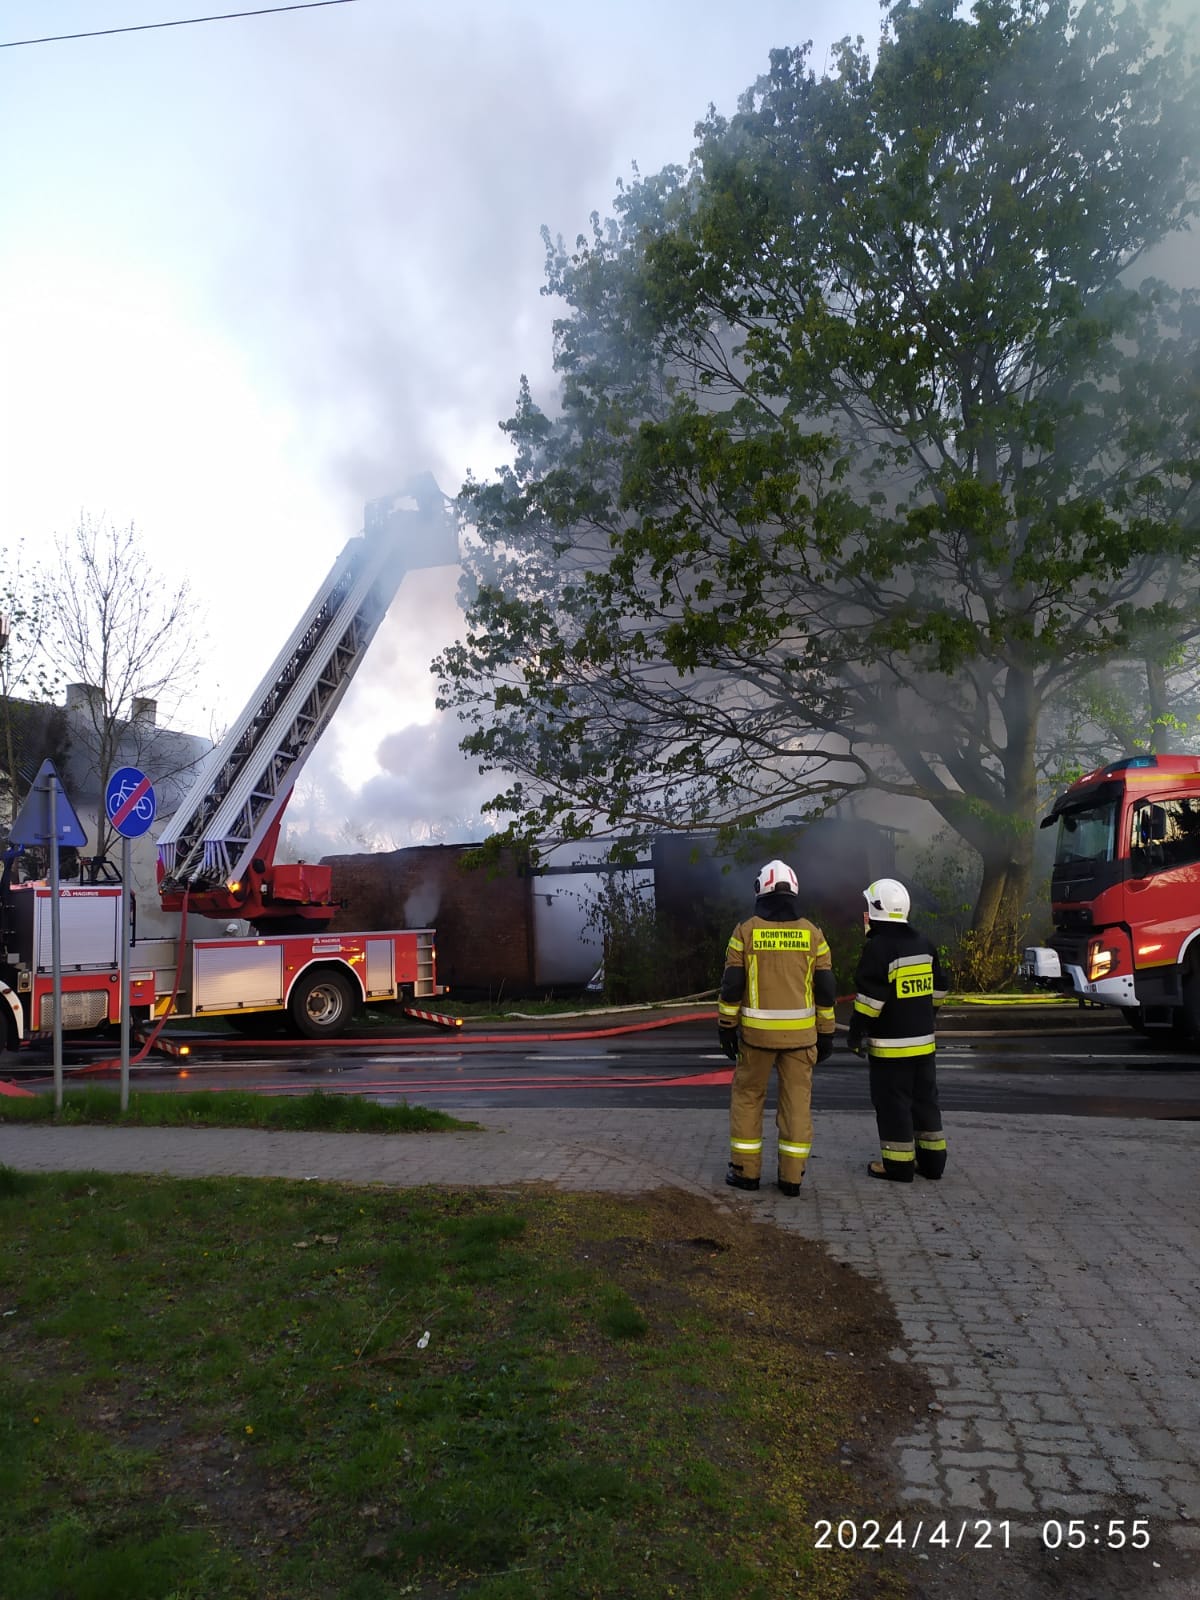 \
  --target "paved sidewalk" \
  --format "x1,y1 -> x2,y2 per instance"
3,1107 -> 1199,1572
